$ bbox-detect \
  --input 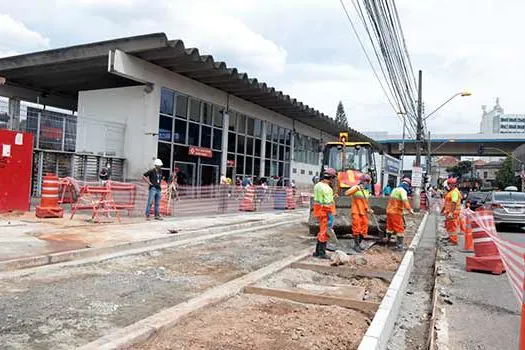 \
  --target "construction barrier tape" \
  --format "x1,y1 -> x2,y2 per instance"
466,209 -> 525,305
